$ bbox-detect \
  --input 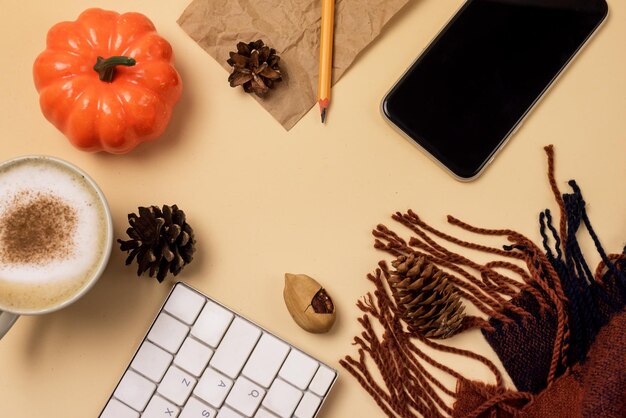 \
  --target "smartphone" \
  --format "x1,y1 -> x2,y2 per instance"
382,0 -> 608,180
